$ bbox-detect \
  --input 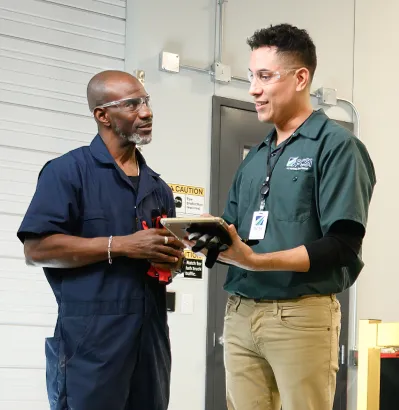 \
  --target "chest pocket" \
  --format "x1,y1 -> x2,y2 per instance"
81,210 -> 109,238
272,171 -> 314,222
